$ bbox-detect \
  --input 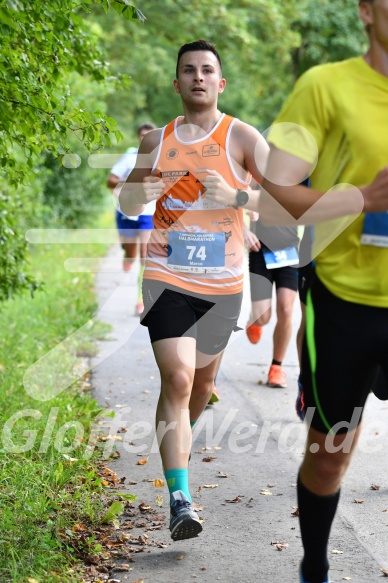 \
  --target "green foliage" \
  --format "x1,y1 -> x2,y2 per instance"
1,1 -> 113,184
42,155 -> 107,229
292,0 -> 367,79
0,223 -> 117,581
0,0 -> 142,300
91,0 -> 367,137
101,500 -> 125,523
0,166 -> 48,301
91,0 -> 302,136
